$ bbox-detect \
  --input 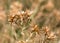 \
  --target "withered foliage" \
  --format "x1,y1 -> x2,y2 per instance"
0,0 -> 60,43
